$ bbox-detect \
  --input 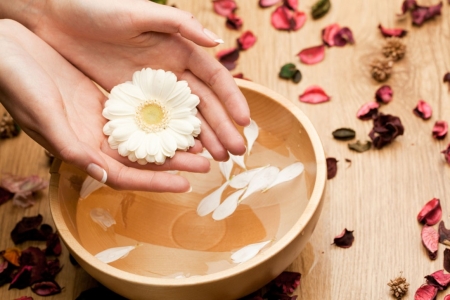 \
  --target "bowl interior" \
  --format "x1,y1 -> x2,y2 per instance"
51,80 -> 320,280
